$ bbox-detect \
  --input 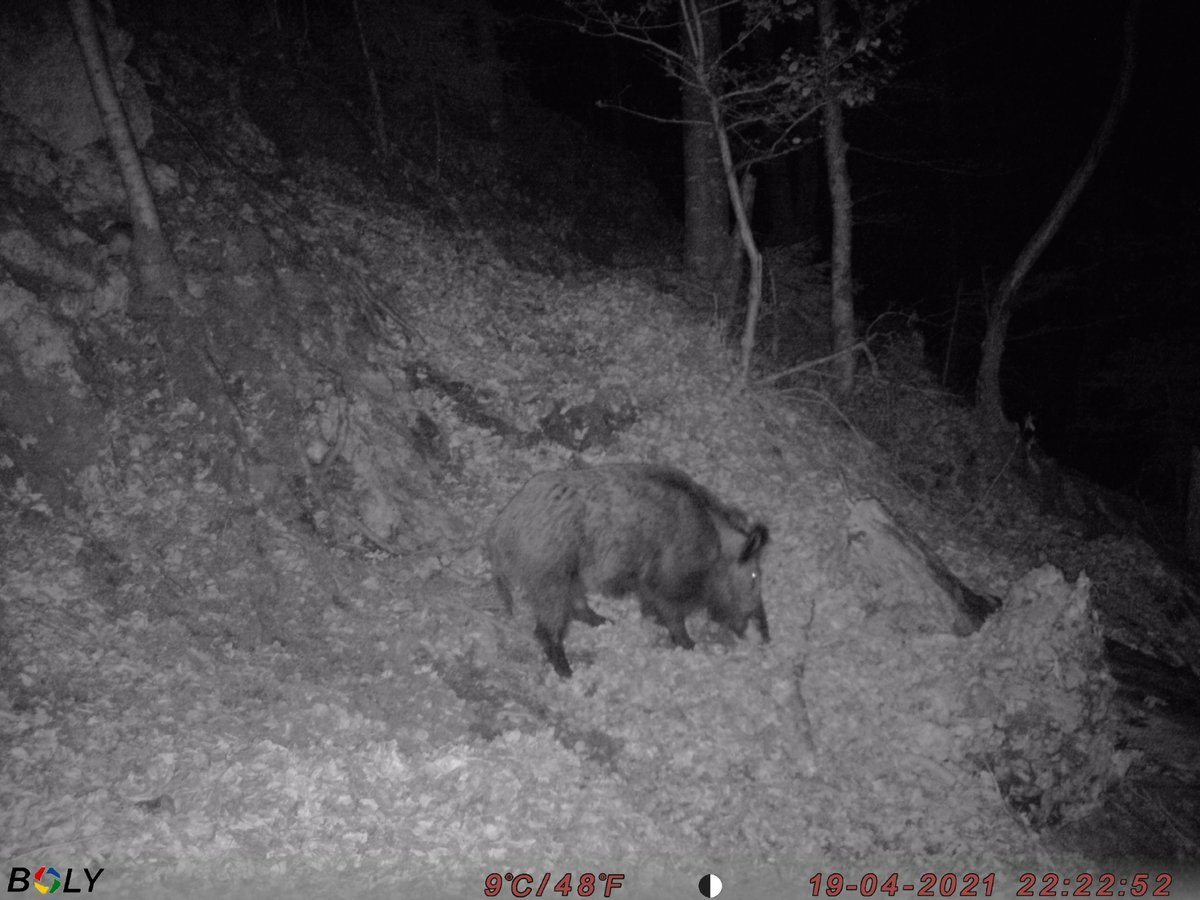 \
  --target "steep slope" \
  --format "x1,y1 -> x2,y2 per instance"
1,23 -> 1194,900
